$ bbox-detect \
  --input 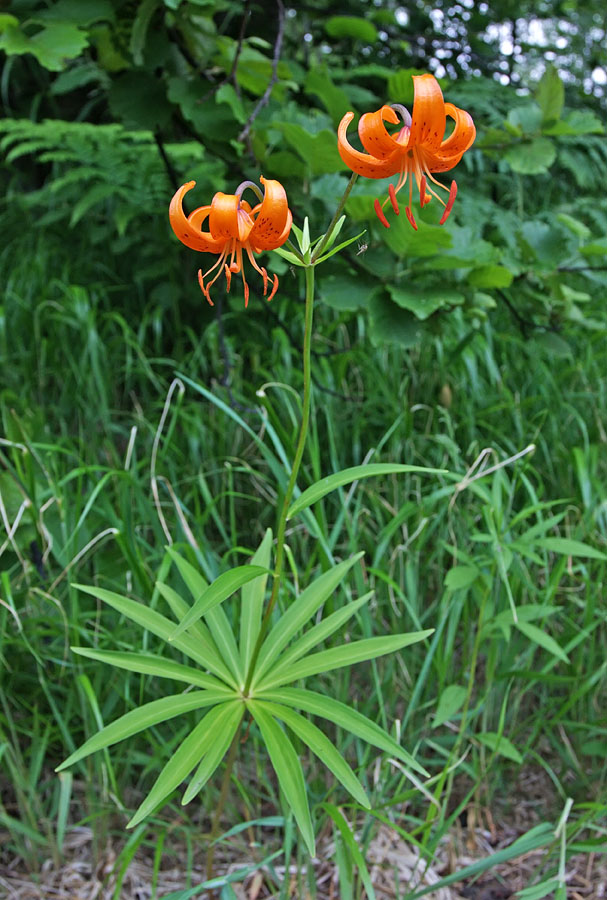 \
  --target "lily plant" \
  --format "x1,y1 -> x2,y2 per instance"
58,72 -> 475,883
